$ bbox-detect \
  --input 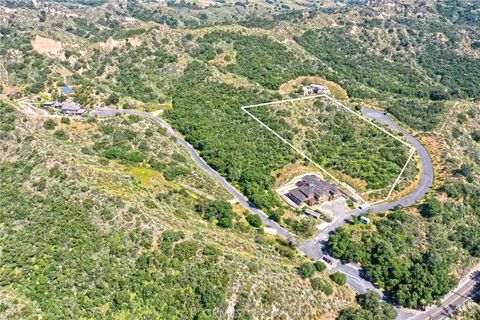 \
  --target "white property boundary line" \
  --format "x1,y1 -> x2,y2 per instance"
241,94 -> 416,205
